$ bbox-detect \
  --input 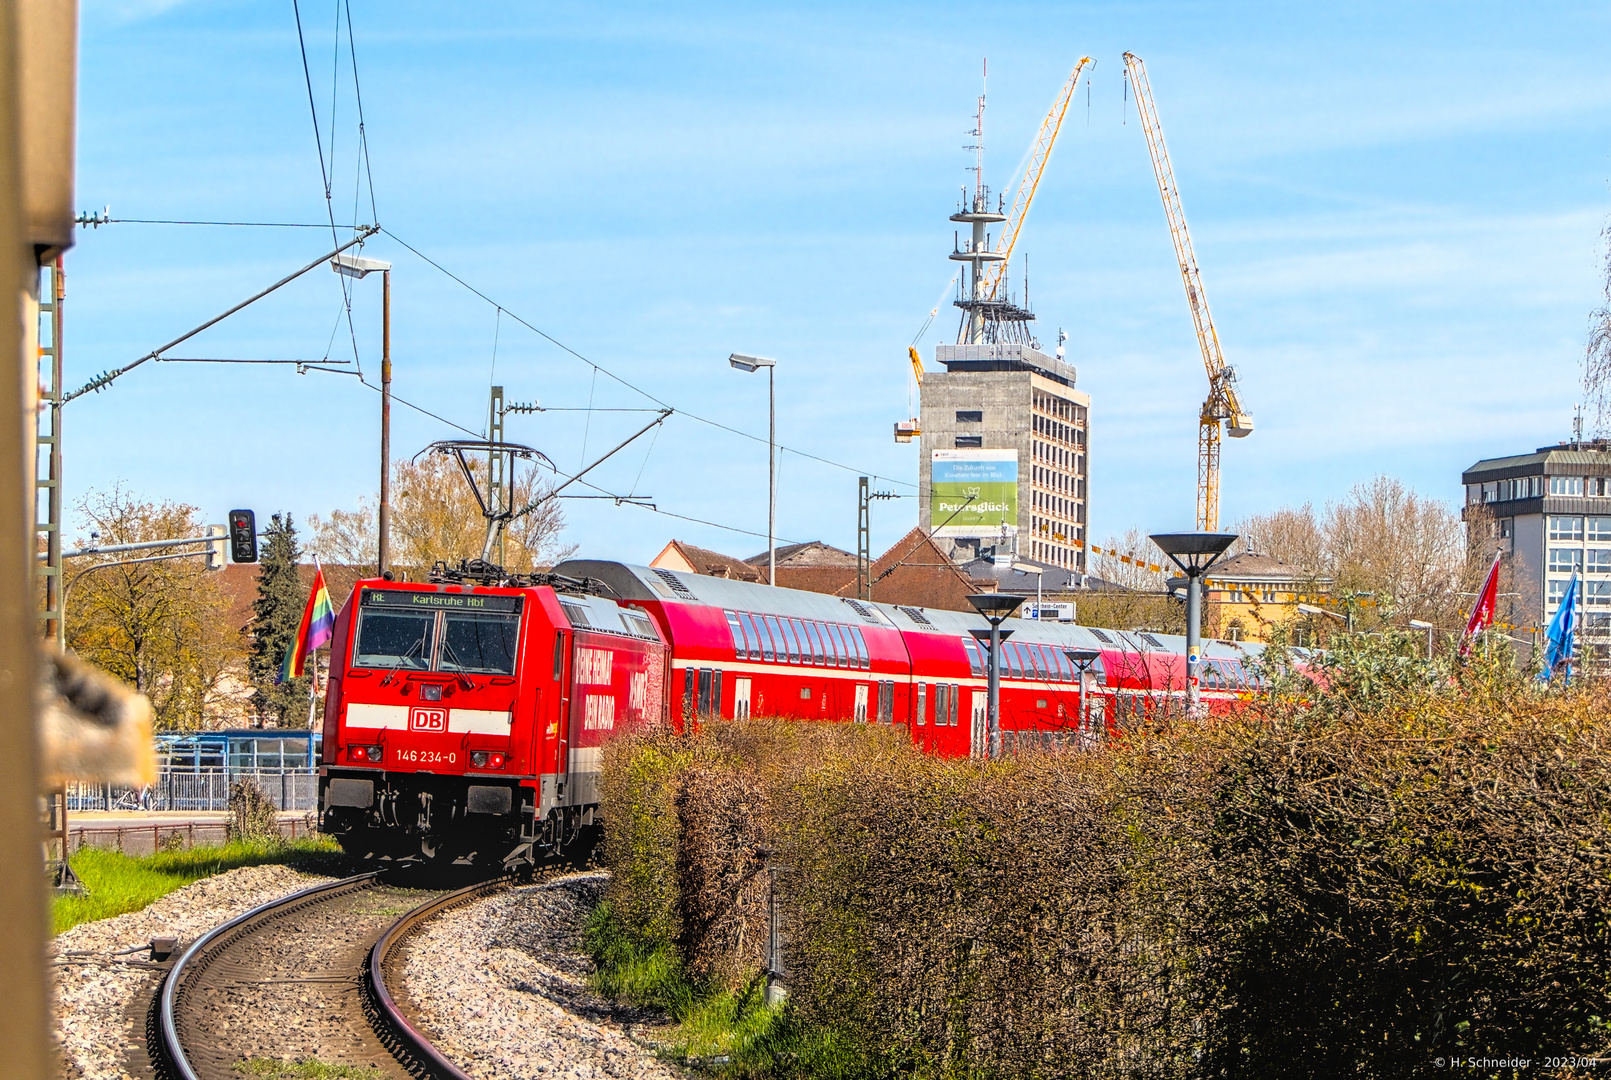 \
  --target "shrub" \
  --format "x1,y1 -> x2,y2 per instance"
226,778 -> 282,844
598,666 -> 1611,1078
